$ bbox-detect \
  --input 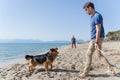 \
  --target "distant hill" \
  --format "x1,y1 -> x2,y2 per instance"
106,30 -> 120,41
46,40 -> 71,43
0,39 -> 84,43
46,39 -> 84,43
